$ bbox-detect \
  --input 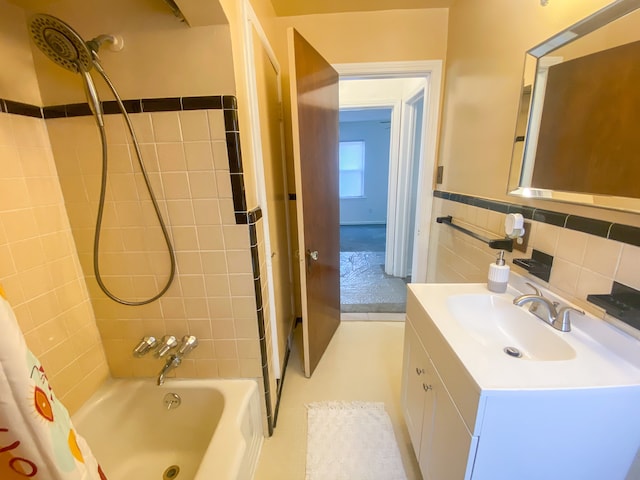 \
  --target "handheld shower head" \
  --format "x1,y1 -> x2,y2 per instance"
29,14 -> 93,73
29,14 -> 104,126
